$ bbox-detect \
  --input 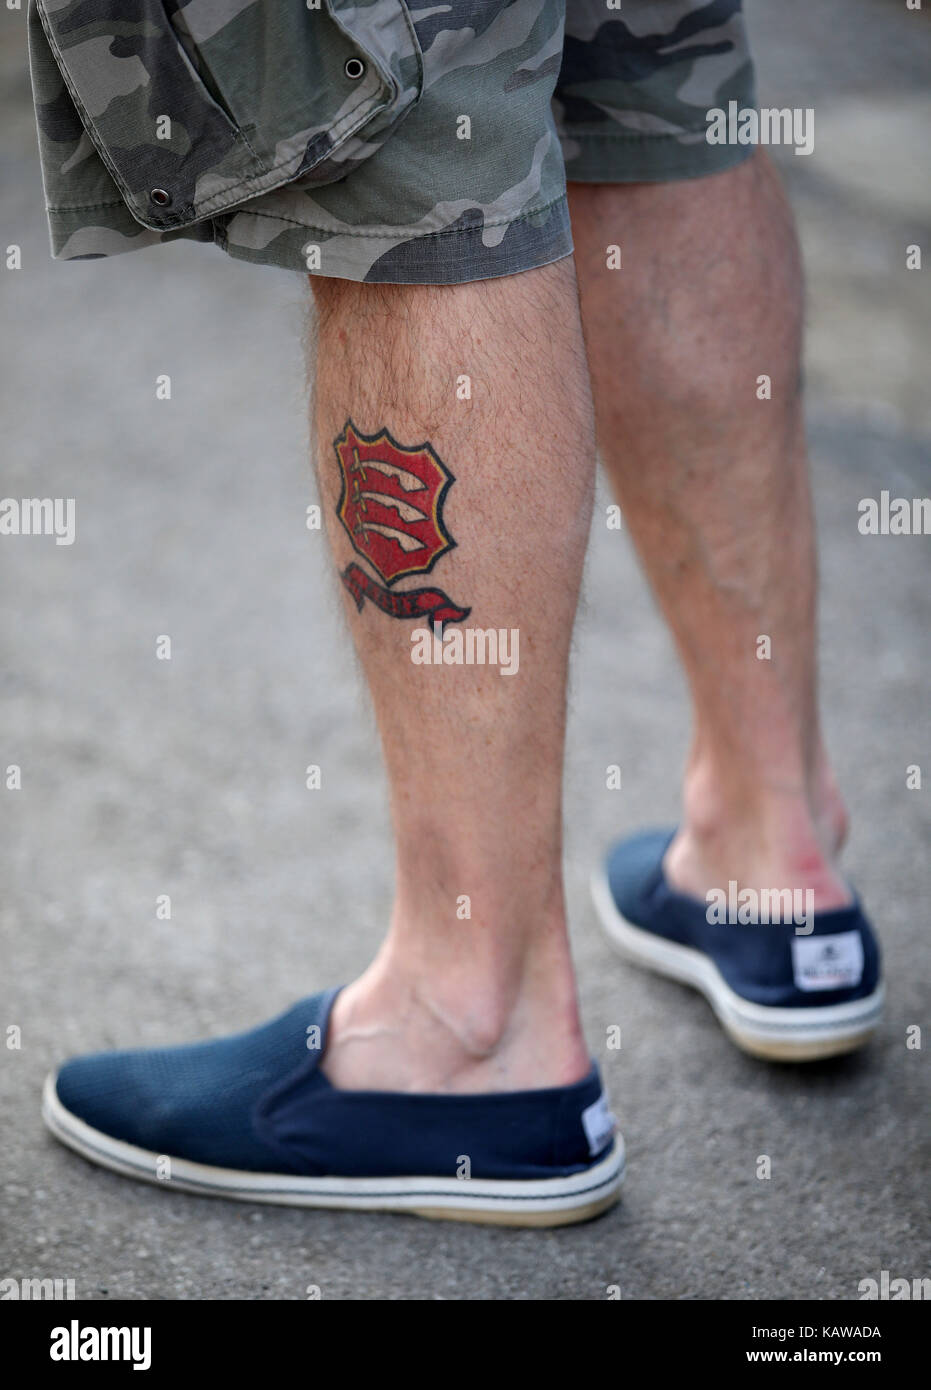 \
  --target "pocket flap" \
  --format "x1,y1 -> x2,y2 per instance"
35,0 -> 399,231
